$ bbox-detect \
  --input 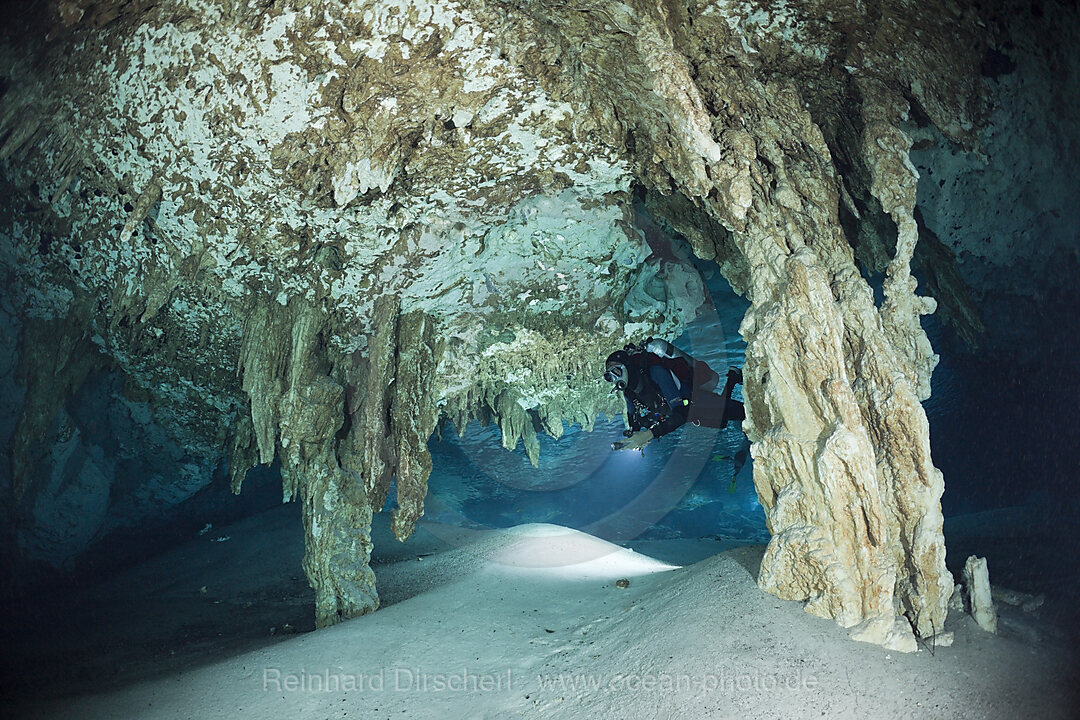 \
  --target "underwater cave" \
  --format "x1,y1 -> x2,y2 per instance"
1,0 -> 1078,717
